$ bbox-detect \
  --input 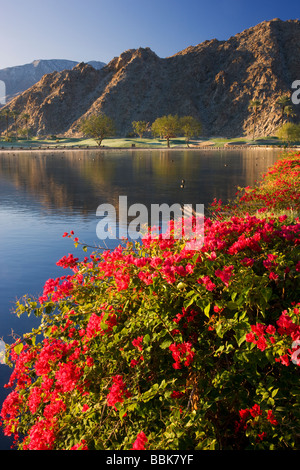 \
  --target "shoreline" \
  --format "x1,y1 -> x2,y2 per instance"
0,144 -> 293,153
